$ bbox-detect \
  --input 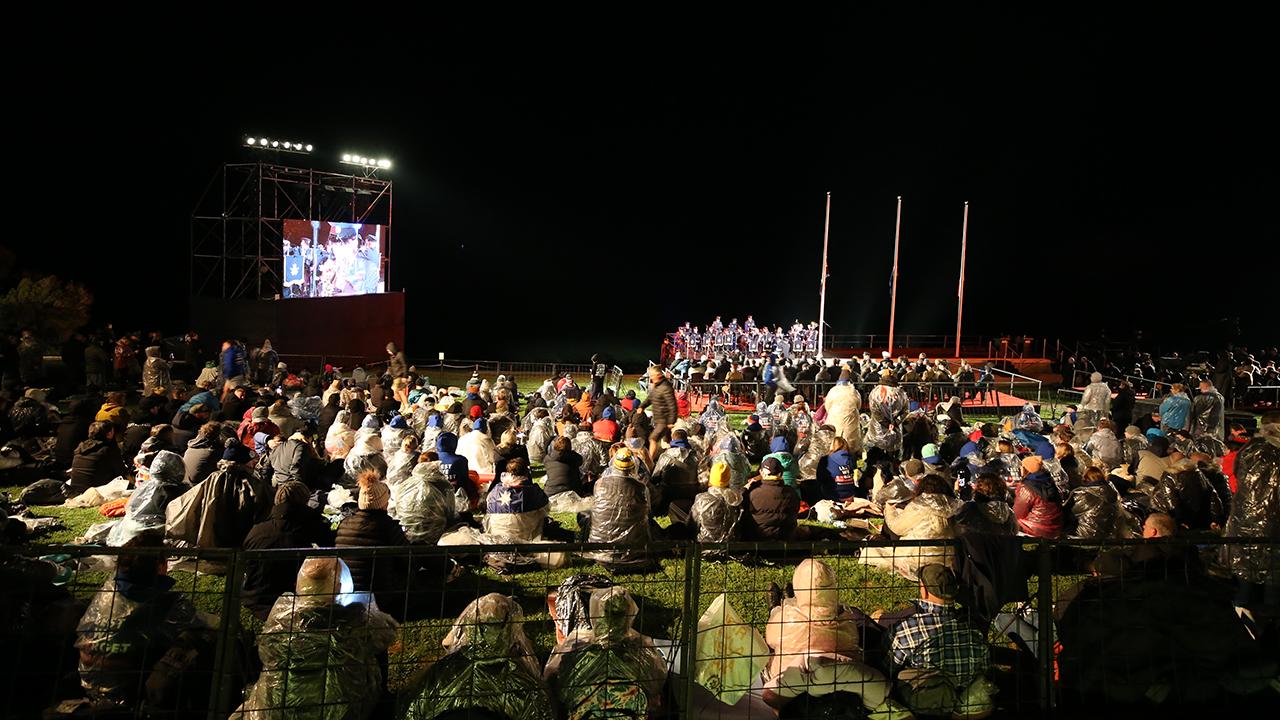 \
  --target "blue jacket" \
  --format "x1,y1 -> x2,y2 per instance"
221,345 -> 246,380
436,432 -> 469,483
1159,393 -> 1191,431
486,479 -> 549,515
818,449 -> 861,501
179,389 -> 221,414
1013,430 -> 1055,462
